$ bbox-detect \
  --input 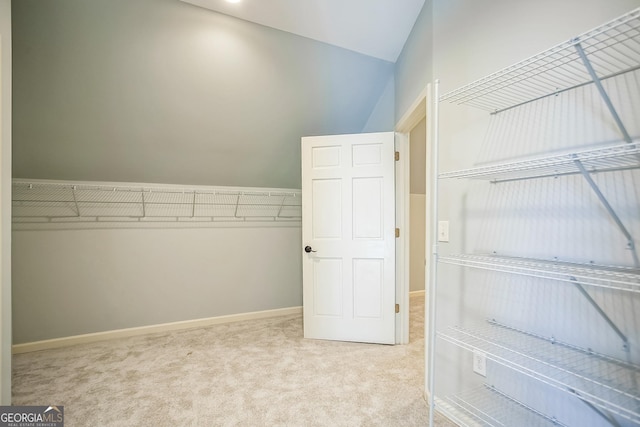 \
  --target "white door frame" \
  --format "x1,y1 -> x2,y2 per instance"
0,27 -> 12,405
394,84 -> 433,398
394,130 -> 410,345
